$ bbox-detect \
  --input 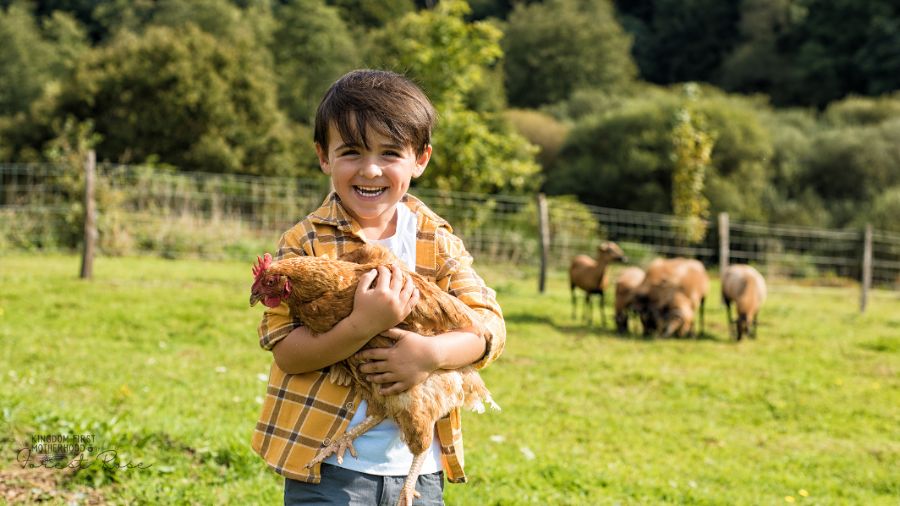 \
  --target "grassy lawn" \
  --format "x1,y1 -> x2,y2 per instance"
0,254 -> 898,505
